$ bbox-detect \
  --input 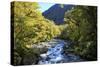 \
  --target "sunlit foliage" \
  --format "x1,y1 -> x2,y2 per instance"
11,1 -> 60,65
